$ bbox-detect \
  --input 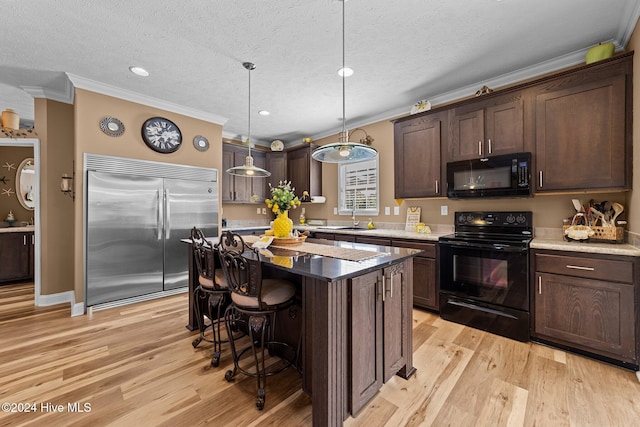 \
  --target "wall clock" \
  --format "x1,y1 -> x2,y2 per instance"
141,117 -> 182,153
193,135 -> 209,152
